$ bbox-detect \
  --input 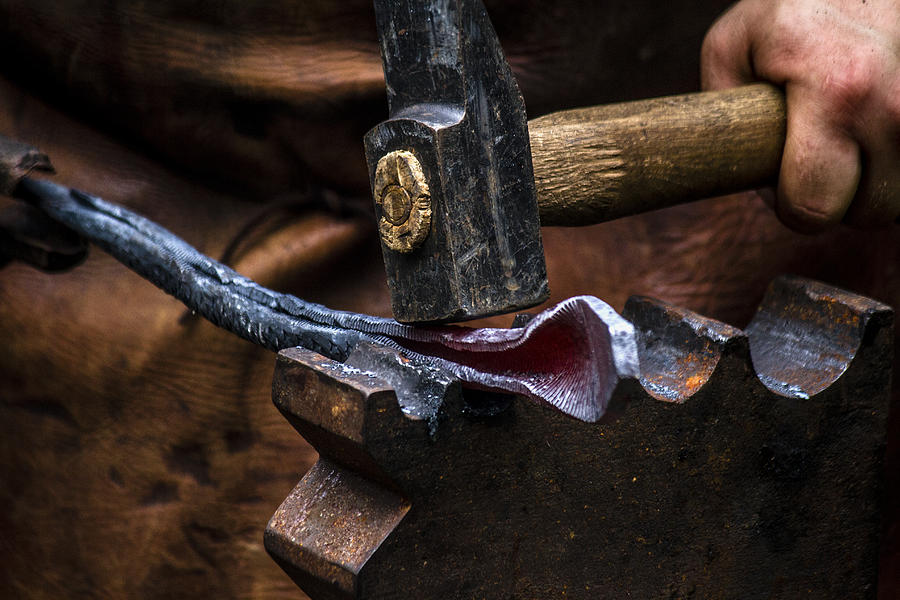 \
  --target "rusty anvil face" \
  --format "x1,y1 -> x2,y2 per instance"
364,0 -> 548,324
